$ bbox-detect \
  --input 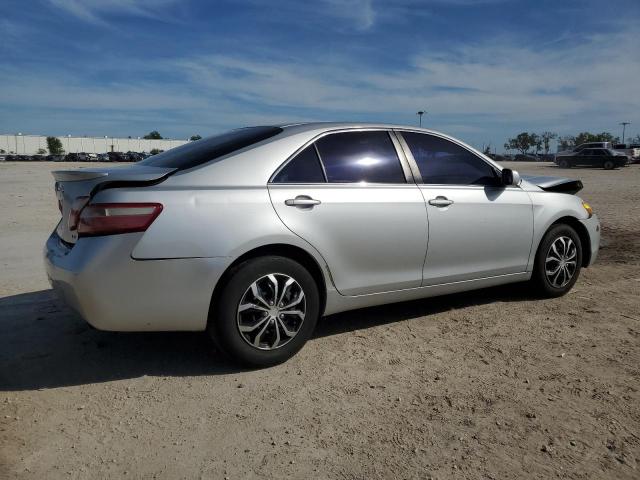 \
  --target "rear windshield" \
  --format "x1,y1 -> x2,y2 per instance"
139,126 -> 283,170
